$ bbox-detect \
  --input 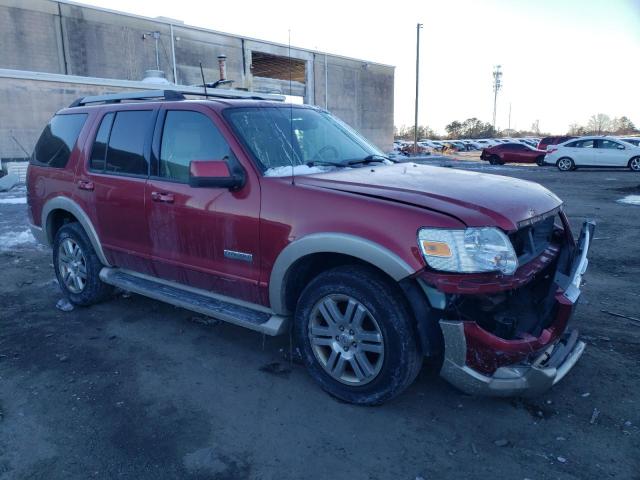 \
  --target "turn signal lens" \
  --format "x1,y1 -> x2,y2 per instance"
420,240 -> 452,257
